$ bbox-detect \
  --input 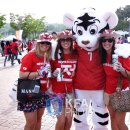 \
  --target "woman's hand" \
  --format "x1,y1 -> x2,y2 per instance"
39,64 -> 51,77
113,61 -> 125,72
52,69 -> 59,77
